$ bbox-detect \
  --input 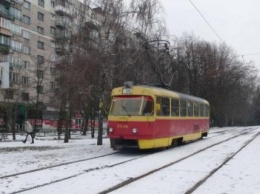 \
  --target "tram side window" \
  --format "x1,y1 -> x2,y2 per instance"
187,102 -> 193,117
199,104 -> 205,117
156,97 -> 170,116
180,100 -> 187,116
199,104 -> 209,117
142,97 -> 154,116
205,105 -> 209,117
171,98 -> 179,116
194,102 -> 199,117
